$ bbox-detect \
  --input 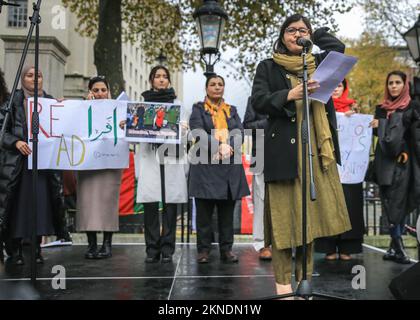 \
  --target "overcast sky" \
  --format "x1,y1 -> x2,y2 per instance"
183,6 -> 366,119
